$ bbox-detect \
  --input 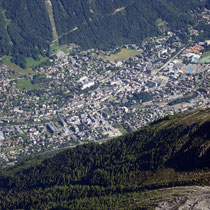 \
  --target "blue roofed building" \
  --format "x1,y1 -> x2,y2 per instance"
0,131 -> 4,140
